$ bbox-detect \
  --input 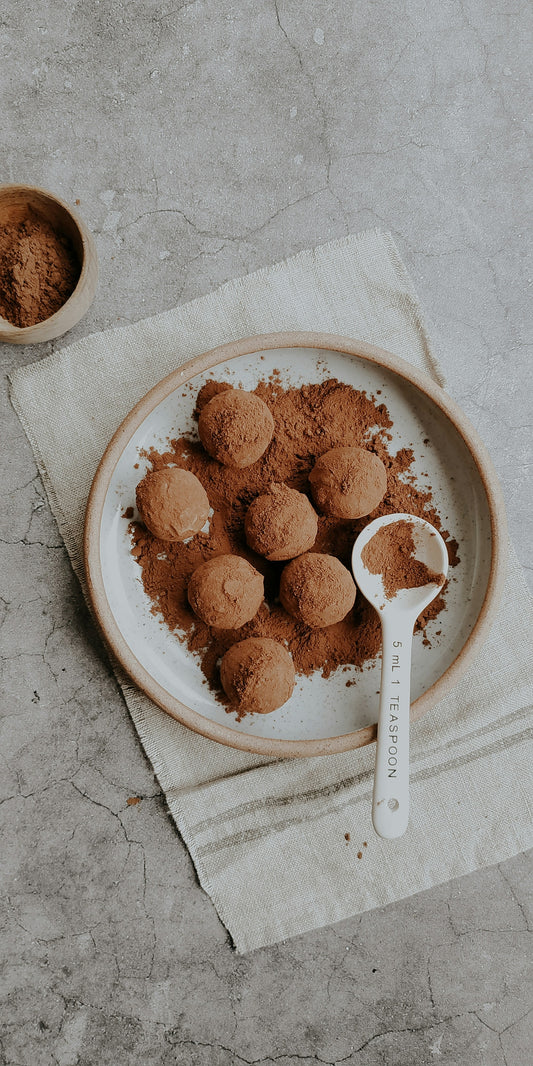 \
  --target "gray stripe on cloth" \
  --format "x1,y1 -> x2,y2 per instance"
196,724 -> 532,857
184,702 -> 532,836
